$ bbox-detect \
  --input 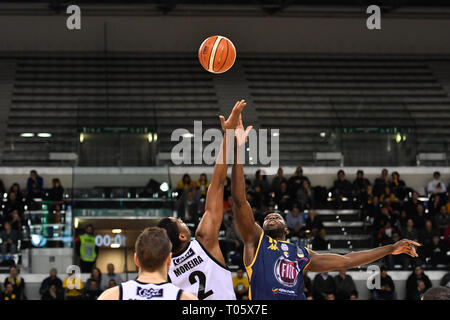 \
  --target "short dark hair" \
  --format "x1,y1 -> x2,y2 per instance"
357,170 -> 364,175
422,286 -> 450,300
135,227 -> 172,272
433,171 -> 440,177
157,218 -> 182,252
